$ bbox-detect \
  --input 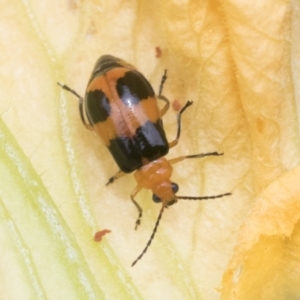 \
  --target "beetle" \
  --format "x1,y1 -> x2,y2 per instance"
58,55 -> 231,266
